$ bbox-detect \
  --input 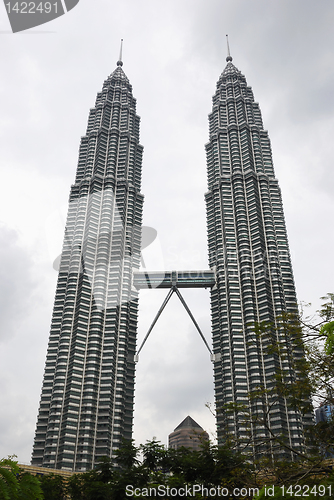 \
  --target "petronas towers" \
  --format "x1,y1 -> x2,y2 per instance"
32,48 -> 311,471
